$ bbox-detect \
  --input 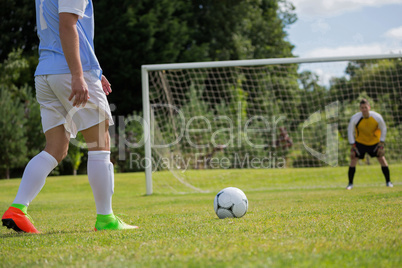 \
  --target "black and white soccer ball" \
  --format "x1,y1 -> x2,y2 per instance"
214,187 -> 248,219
